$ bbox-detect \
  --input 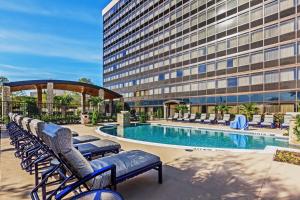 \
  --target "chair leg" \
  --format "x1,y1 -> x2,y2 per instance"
158,163 -> 162,184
